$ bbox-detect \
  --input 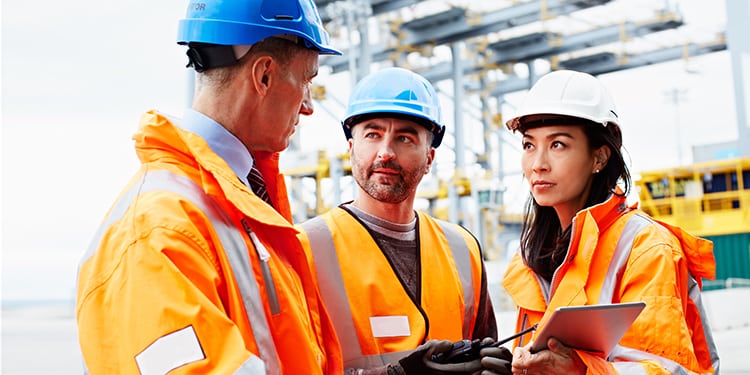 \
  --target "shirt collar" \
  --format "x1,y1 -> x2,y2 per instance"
179,108 -> 254,186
